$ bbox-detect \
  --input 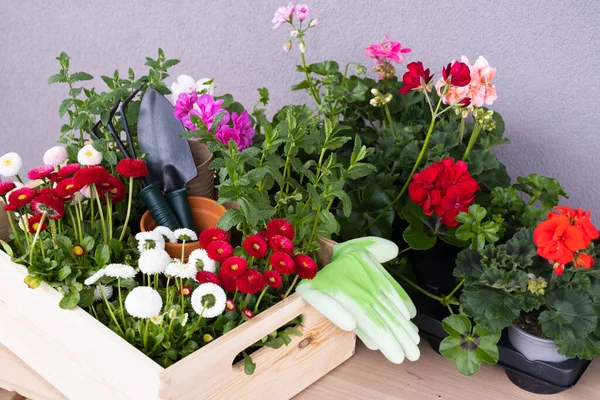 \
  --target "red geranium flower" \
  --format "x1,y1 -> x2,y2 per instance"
236,269 -> 265,294
243,234 -> 268,258
31,195 -> 65,220
74,166 -> 111,188
27,165 -> 55,181
408,166 -> 441,215
178,286 -> 192,297
226,299 -> 236,311
434,183 -> 480,227
6,187 -> 36,209
0,181 -> 16,196
243,308 -> 255,319
205,240 -> 234,262
27,214 -> 48,234
553,262 -> 565,276
116,158 -> 149,178
196,271 -> 220,285
199,227 -> 229,249
264,270 -> 283,289
72,244 -> 85,257
57,163 -> 80,178
534,215 -> 587,264
442,61 -> 471,87
574,253 -> 594,269
269,251 -> 295,274
293,254 -> 318,279
218,270 -> 237,292
269,235 -> 294,255
399,62 -> 434,94
220,256 -> 248,277
55,178 -> 82,198
549,206 -> 599,247
267,218 -> 295,240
